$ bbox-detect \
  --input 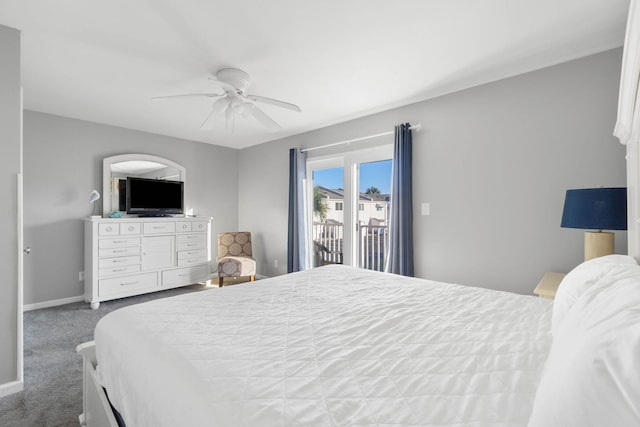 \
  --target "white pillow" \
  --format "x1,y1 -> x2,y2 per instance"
551,254 -> 637,336
528,263 -> 640,427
